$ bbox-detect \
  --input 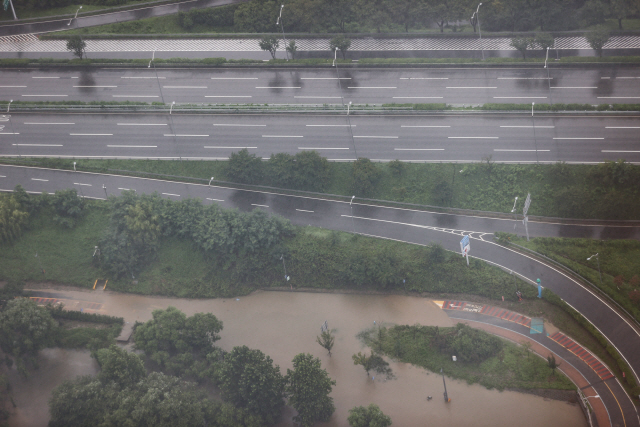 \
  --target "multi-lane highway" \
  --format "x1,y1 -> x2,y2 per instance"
2,113 -> 640,164
2,67 -> 640,105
